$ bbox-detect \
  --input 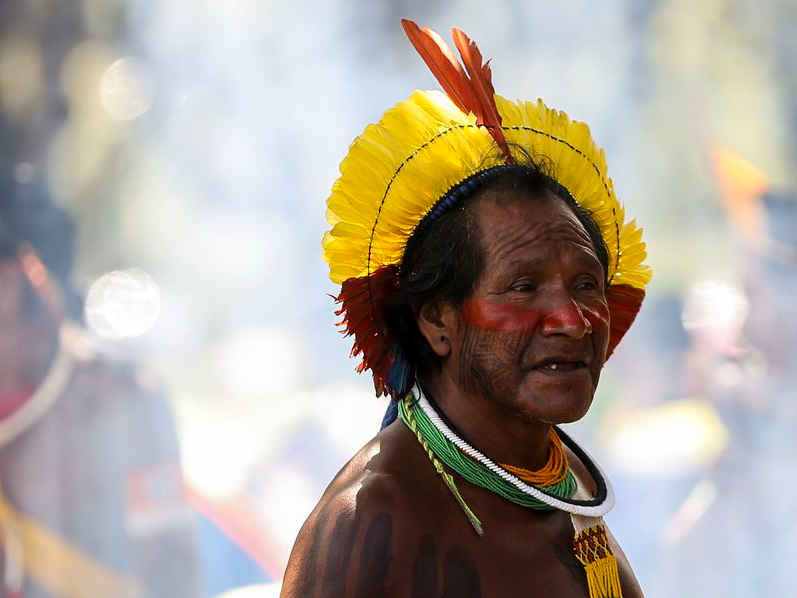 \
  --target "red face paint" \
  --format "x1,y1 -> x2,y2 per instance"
462,298 -> 609,337
461,299 -> 543,333
432,197 -> 615,427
